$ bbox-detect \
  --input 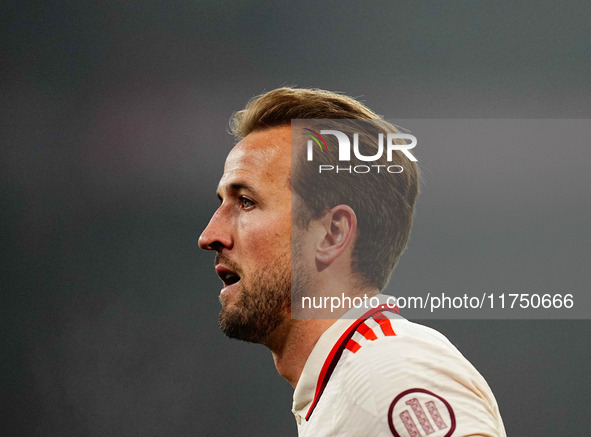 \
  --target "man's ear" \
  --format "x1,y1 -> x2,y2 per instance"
316,205 -> 357,266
